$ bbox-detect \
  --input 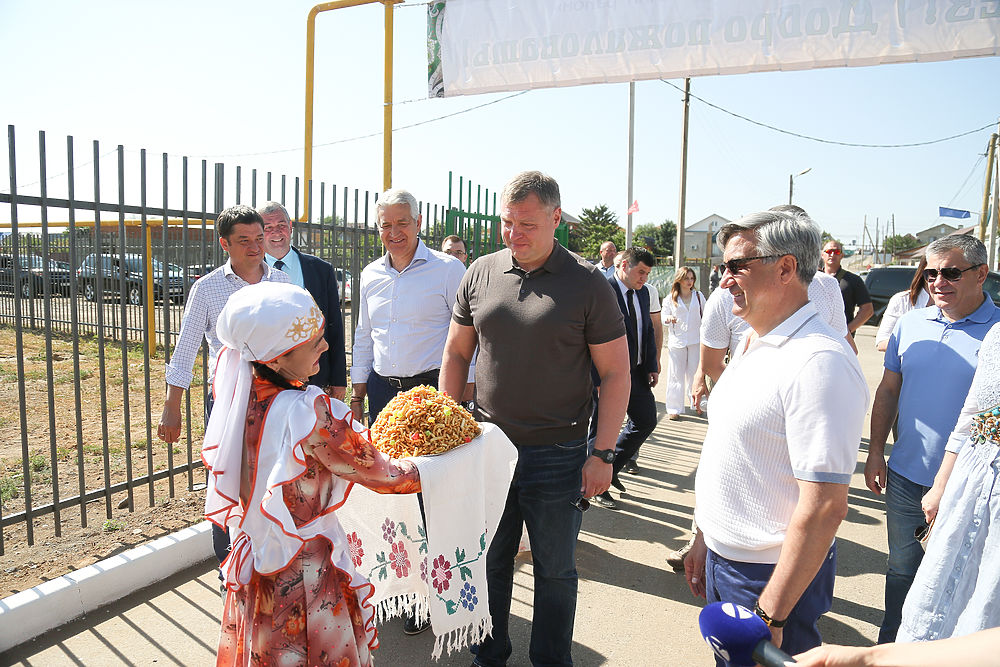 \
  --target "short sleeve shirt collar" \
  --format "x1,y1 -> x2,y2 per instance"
924,292 -> 996,325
